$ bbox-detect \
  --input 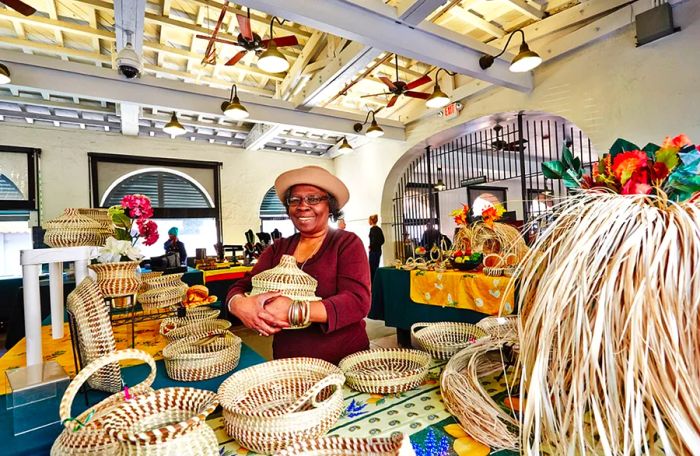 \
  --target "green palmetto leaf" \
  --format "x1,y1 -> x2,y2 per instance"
562,147 -> 576,170
609,138 -> 640,159
642,142 -> 660,160
113,227 -> 132,242
542,160 -> 566,179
